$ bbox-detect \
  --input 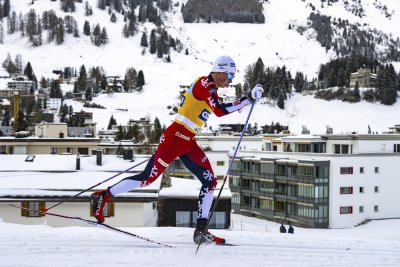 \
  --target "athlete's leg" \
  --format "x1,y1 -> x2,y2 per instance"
109,123 -> 194,196
179,143 -> 217,220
